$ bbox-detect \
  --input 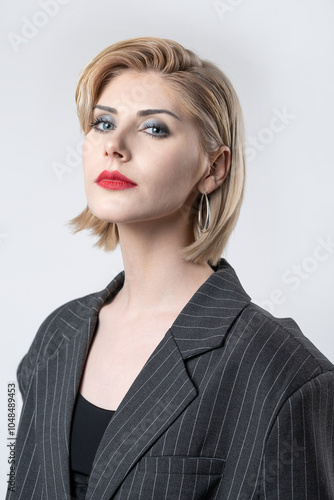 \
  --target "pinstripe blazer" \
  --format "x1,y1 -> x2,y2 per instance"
7,259 -> 334,499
